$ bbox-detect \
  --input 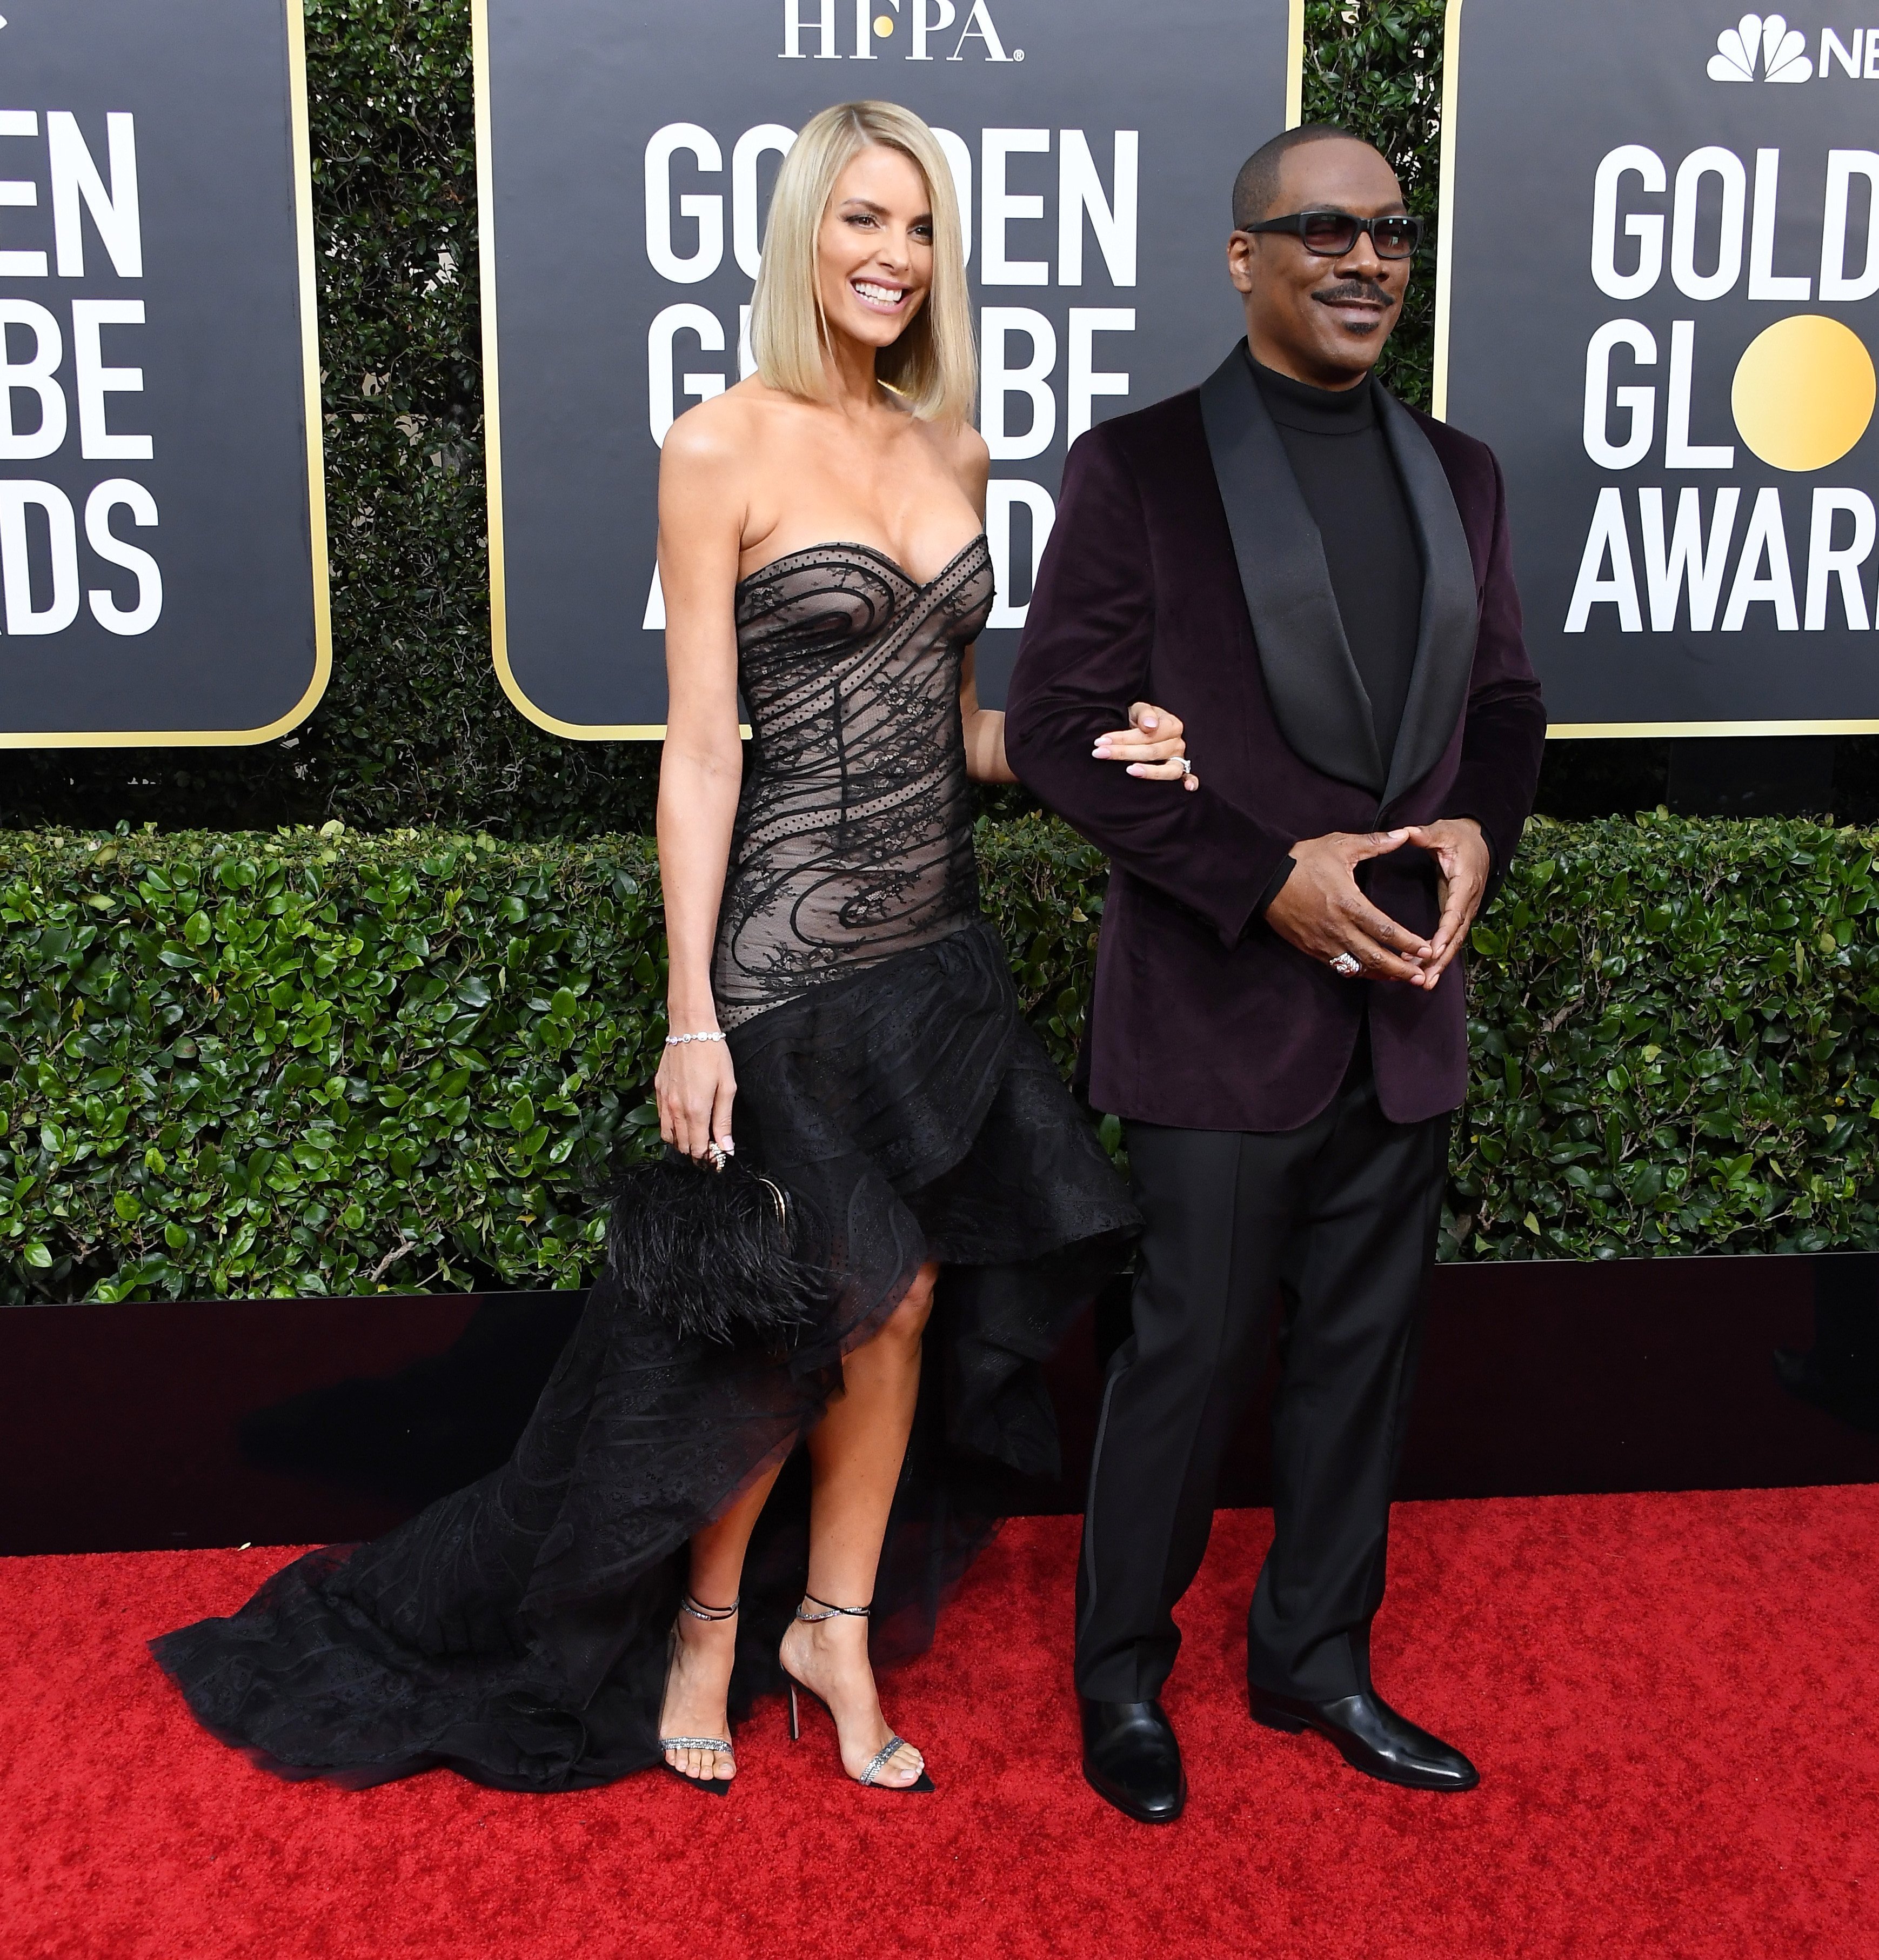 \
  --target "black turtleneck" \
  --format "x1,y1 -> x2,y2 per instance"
1250,353 -> 1423,769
